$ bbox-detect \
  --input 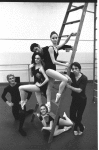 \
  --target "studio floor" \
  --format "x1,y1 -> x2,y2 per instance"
0,82 -> 97,150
